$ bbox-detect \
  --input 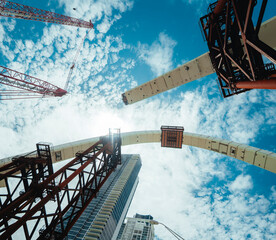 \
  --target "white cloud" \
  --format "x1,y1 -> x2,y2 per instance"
58,0 -> 133,23
138,32 -> 177,76
0,0 -> 276,239
0,18 -> 16,61
228,174 -> 253,192
96,14 -> 122,34
1,86 -> 275,239
270,186 -> 276,201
